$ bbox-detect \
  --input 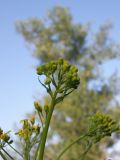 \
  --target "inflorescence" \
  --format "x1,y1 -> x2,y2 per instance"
37,58 -> 80,104
87,112 -> 120,143
0,128 -> 13,148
